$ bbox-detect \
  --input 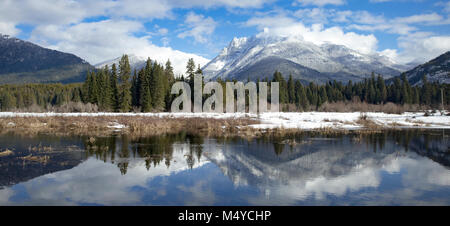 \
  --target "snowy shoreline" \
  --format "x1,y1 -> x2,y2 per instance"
0,111 -> 449,130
